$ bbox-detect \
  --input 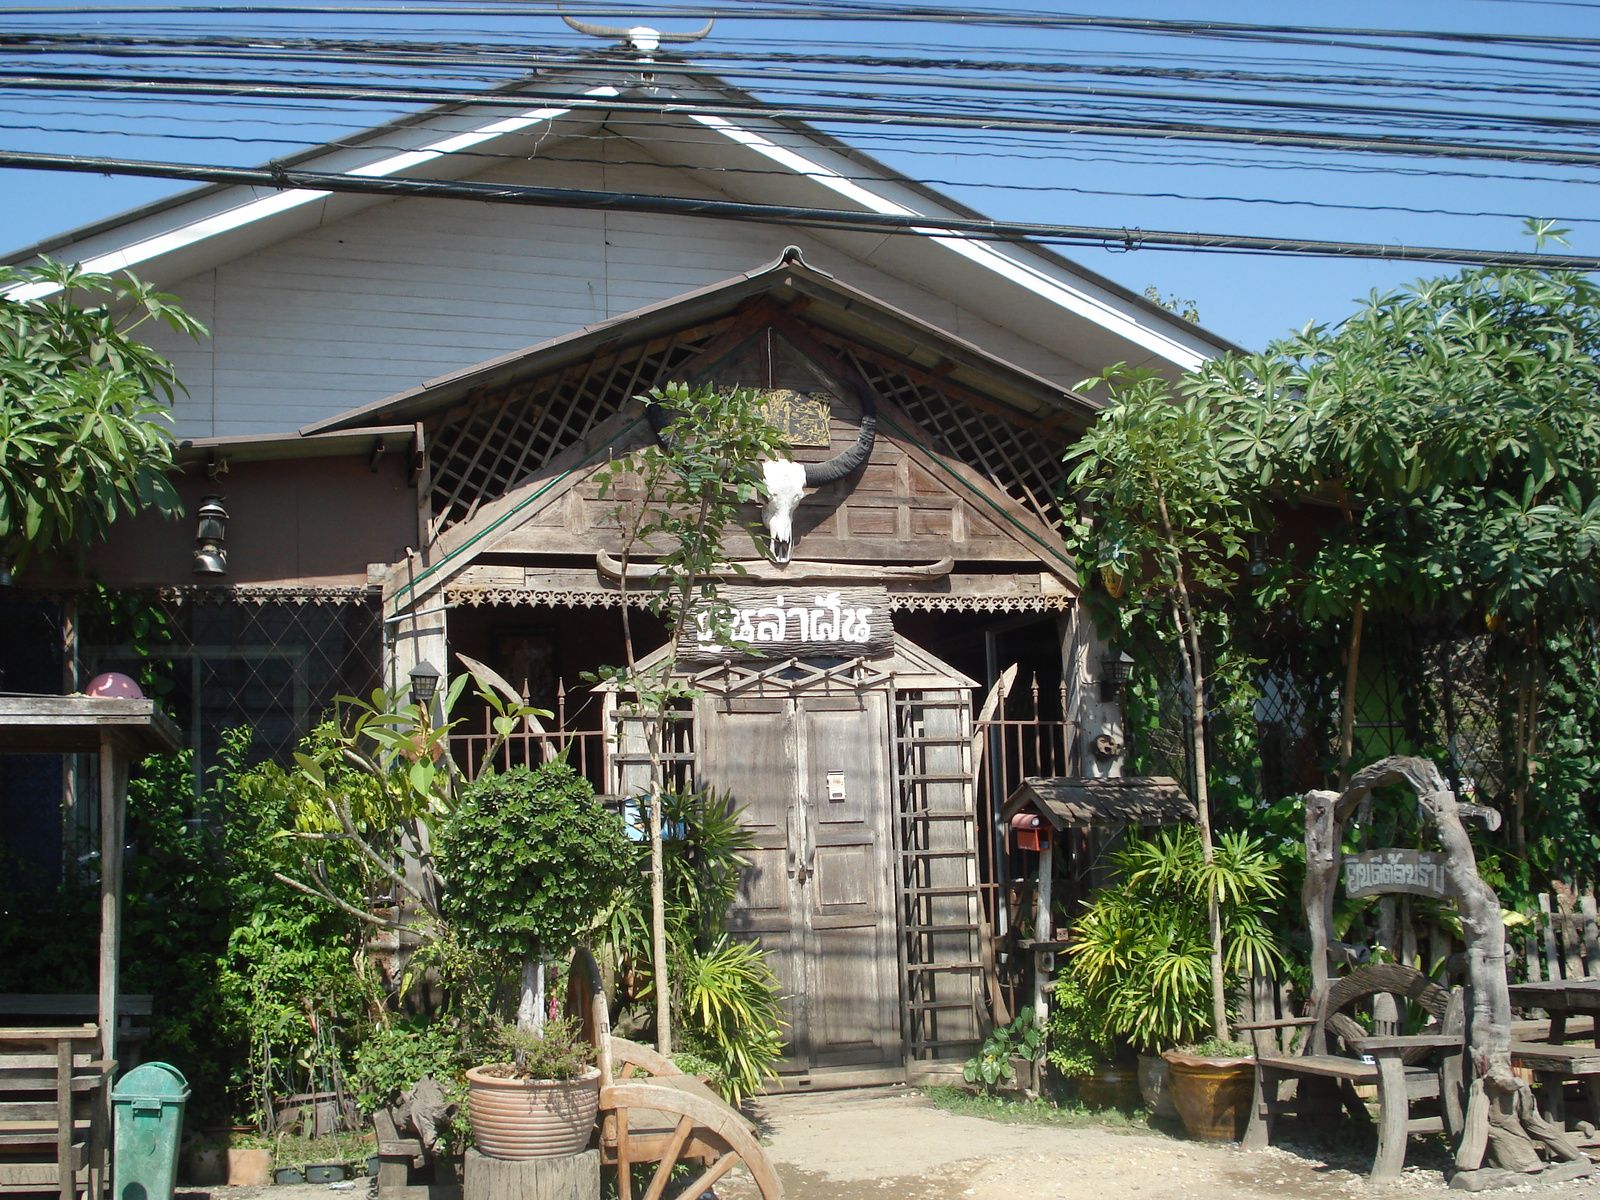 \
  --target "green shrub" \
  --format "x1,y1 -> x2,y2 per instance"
436,764 -> 633,964
964,1011 -> 1043,1093
664,937 -> 785,1104
485,1016 -> 595,1081
349,1018 -> 470,1114
1068,827 -> 1285,1052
